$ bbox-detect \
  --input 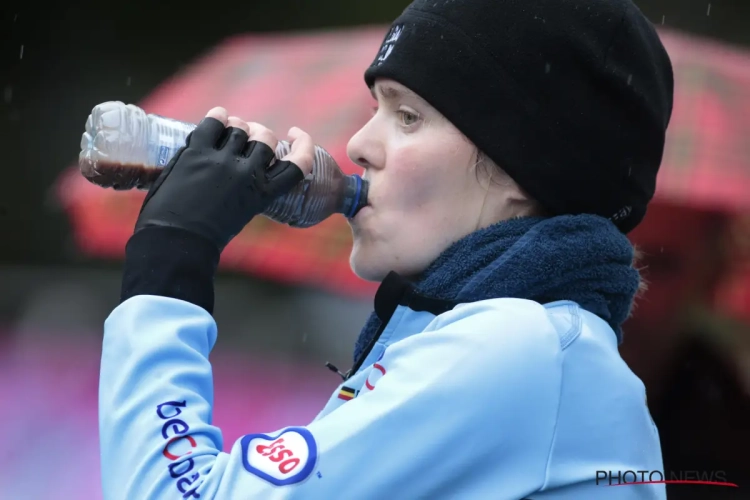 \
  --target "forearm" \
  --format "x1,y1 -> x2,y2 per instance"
99,295 -> 224,500
121,226 -> 220,314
